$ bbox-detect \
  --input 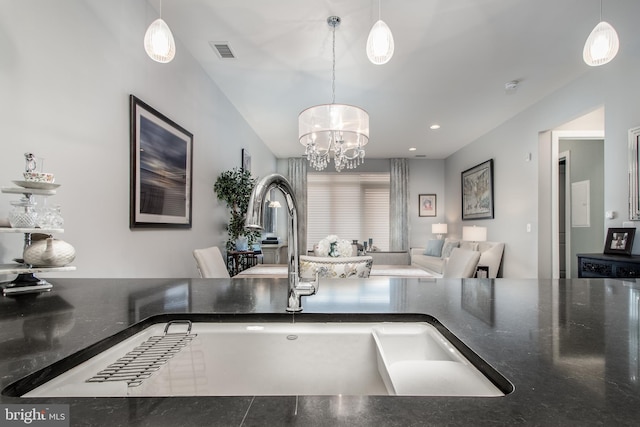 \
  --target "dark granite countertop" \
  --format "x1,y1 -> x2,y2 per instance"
1,277 -> 640,426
